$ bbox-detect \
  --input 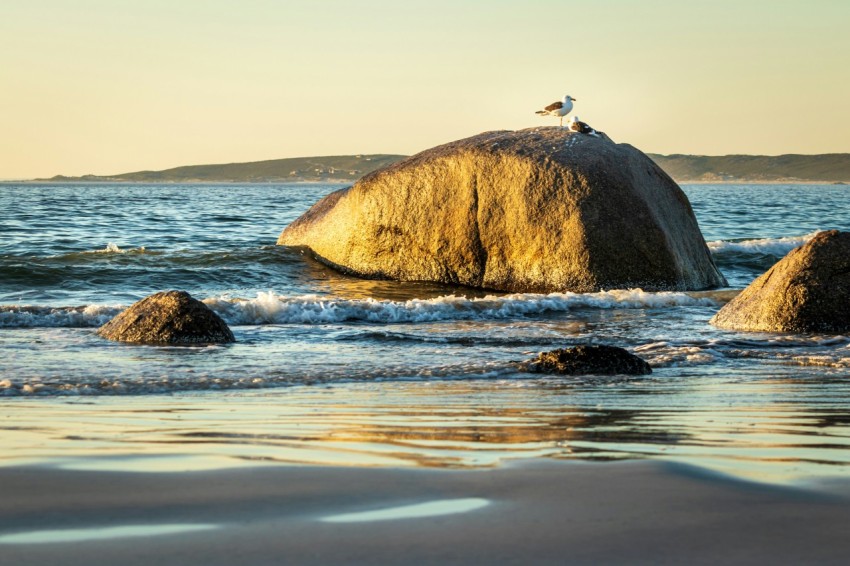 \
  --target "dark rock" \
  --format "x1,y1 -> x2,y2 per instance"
278,127 -> 725,293
97,290 -> 235,344
711,230 -> 850,333
527,345 -> 652,375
